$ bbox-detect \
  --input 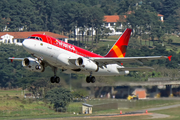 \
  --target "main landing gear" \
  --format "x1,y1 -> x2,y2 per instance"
50,67 -> 60,83
86,76 -> 96,83
50,76 -> 60,83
